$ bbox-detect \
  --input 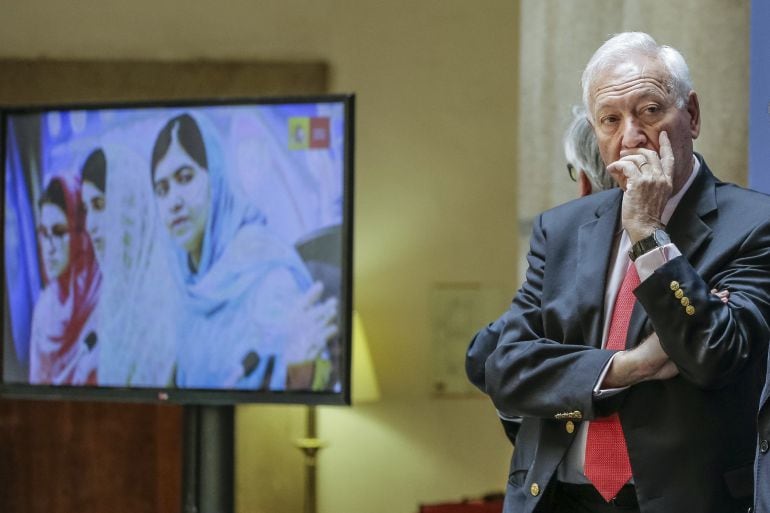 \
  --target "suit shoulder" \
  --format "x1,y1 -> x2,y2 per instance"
539,188 -> 620,226
715,180 -> 770,203
714,180 -> 770,222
